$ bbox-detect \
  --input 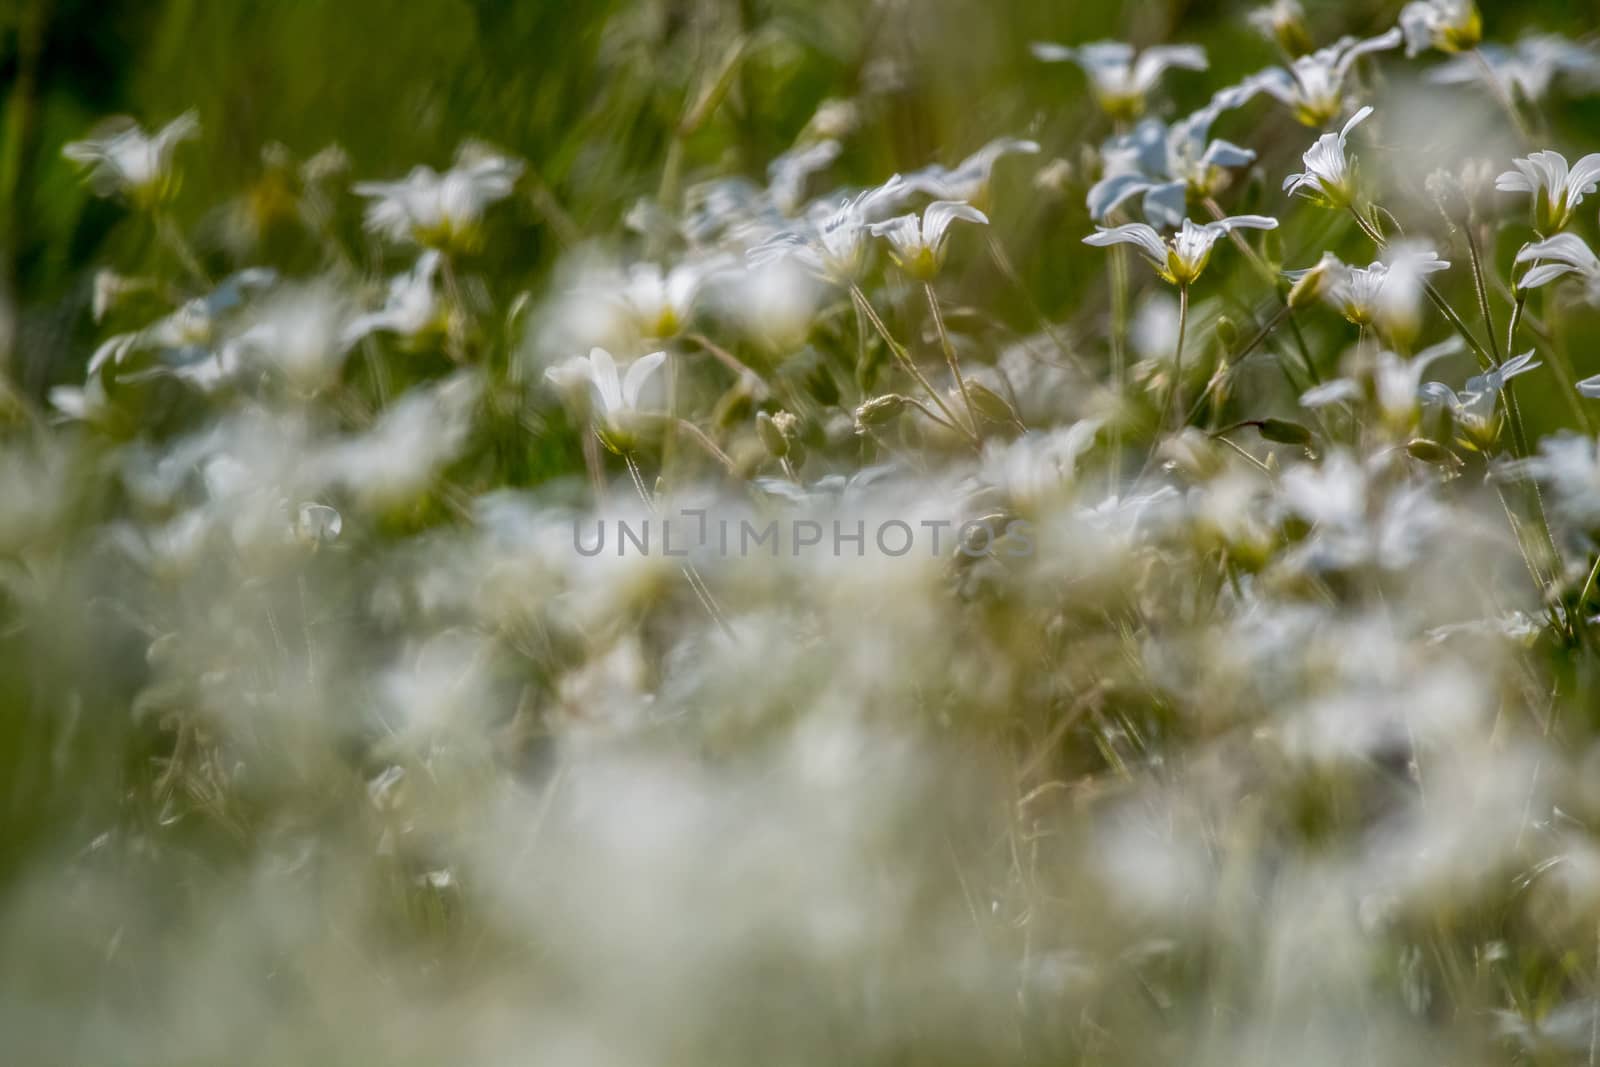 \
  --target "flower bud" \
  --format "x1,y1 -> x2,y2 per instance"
854,394 -> 908,431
